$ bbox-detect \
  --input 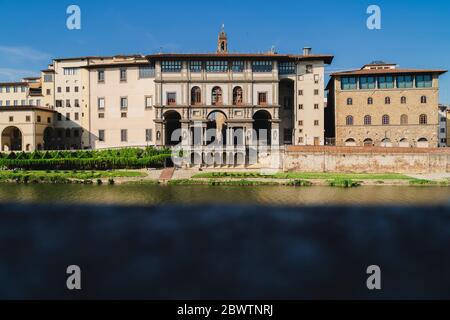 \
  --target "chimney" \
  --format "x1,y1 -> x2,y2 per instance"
303,47 -> 312,56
